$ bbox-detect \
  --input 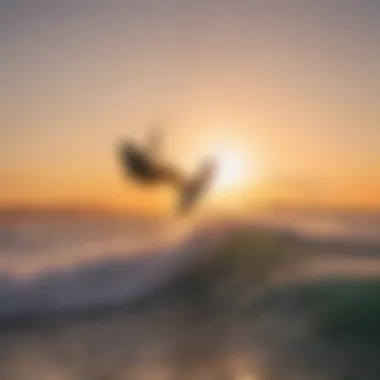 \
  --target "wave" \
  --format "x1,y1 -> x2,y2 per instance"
0,219 -> 238,323
0,215 -> 378,327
